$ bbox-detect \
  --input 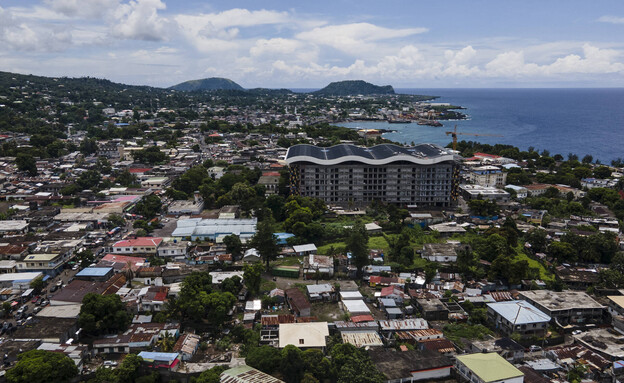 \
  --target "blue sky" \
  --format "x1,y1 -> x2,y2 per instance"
1,0 -> 623,88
